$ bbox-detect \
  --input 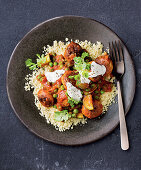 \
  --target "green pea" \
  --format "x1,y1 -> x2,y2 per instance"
72,114 -> 76,118
100,90 -> 105,94
61,85 -> 65,90
37,75 -> 42,80
53,105 -> 57,109
53,94 -> 58,98
54,89 -> 58,93
73,109 -> 79,114
99,80 -> 102,83
59,62 -> 63,65
60,64 -> 63,68
65,68 -> 69,71
40,77 -> 43,82
95,95 -> 99,100
95,90 -> 99,94
85,88 -> 90,92
91,84 -> 96,88
49,62 -> 53,67
54,62 -> 58,66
